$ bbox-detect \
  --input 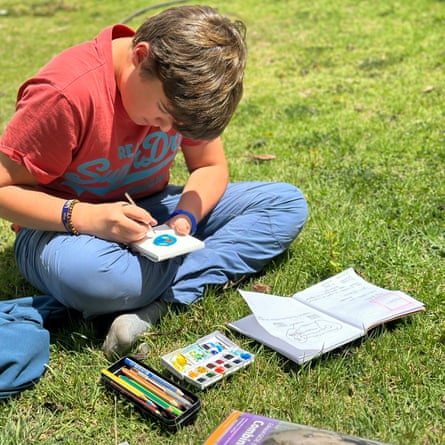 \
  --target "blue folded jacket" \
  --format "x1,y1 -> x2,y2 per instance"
0,296 -> 66,398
